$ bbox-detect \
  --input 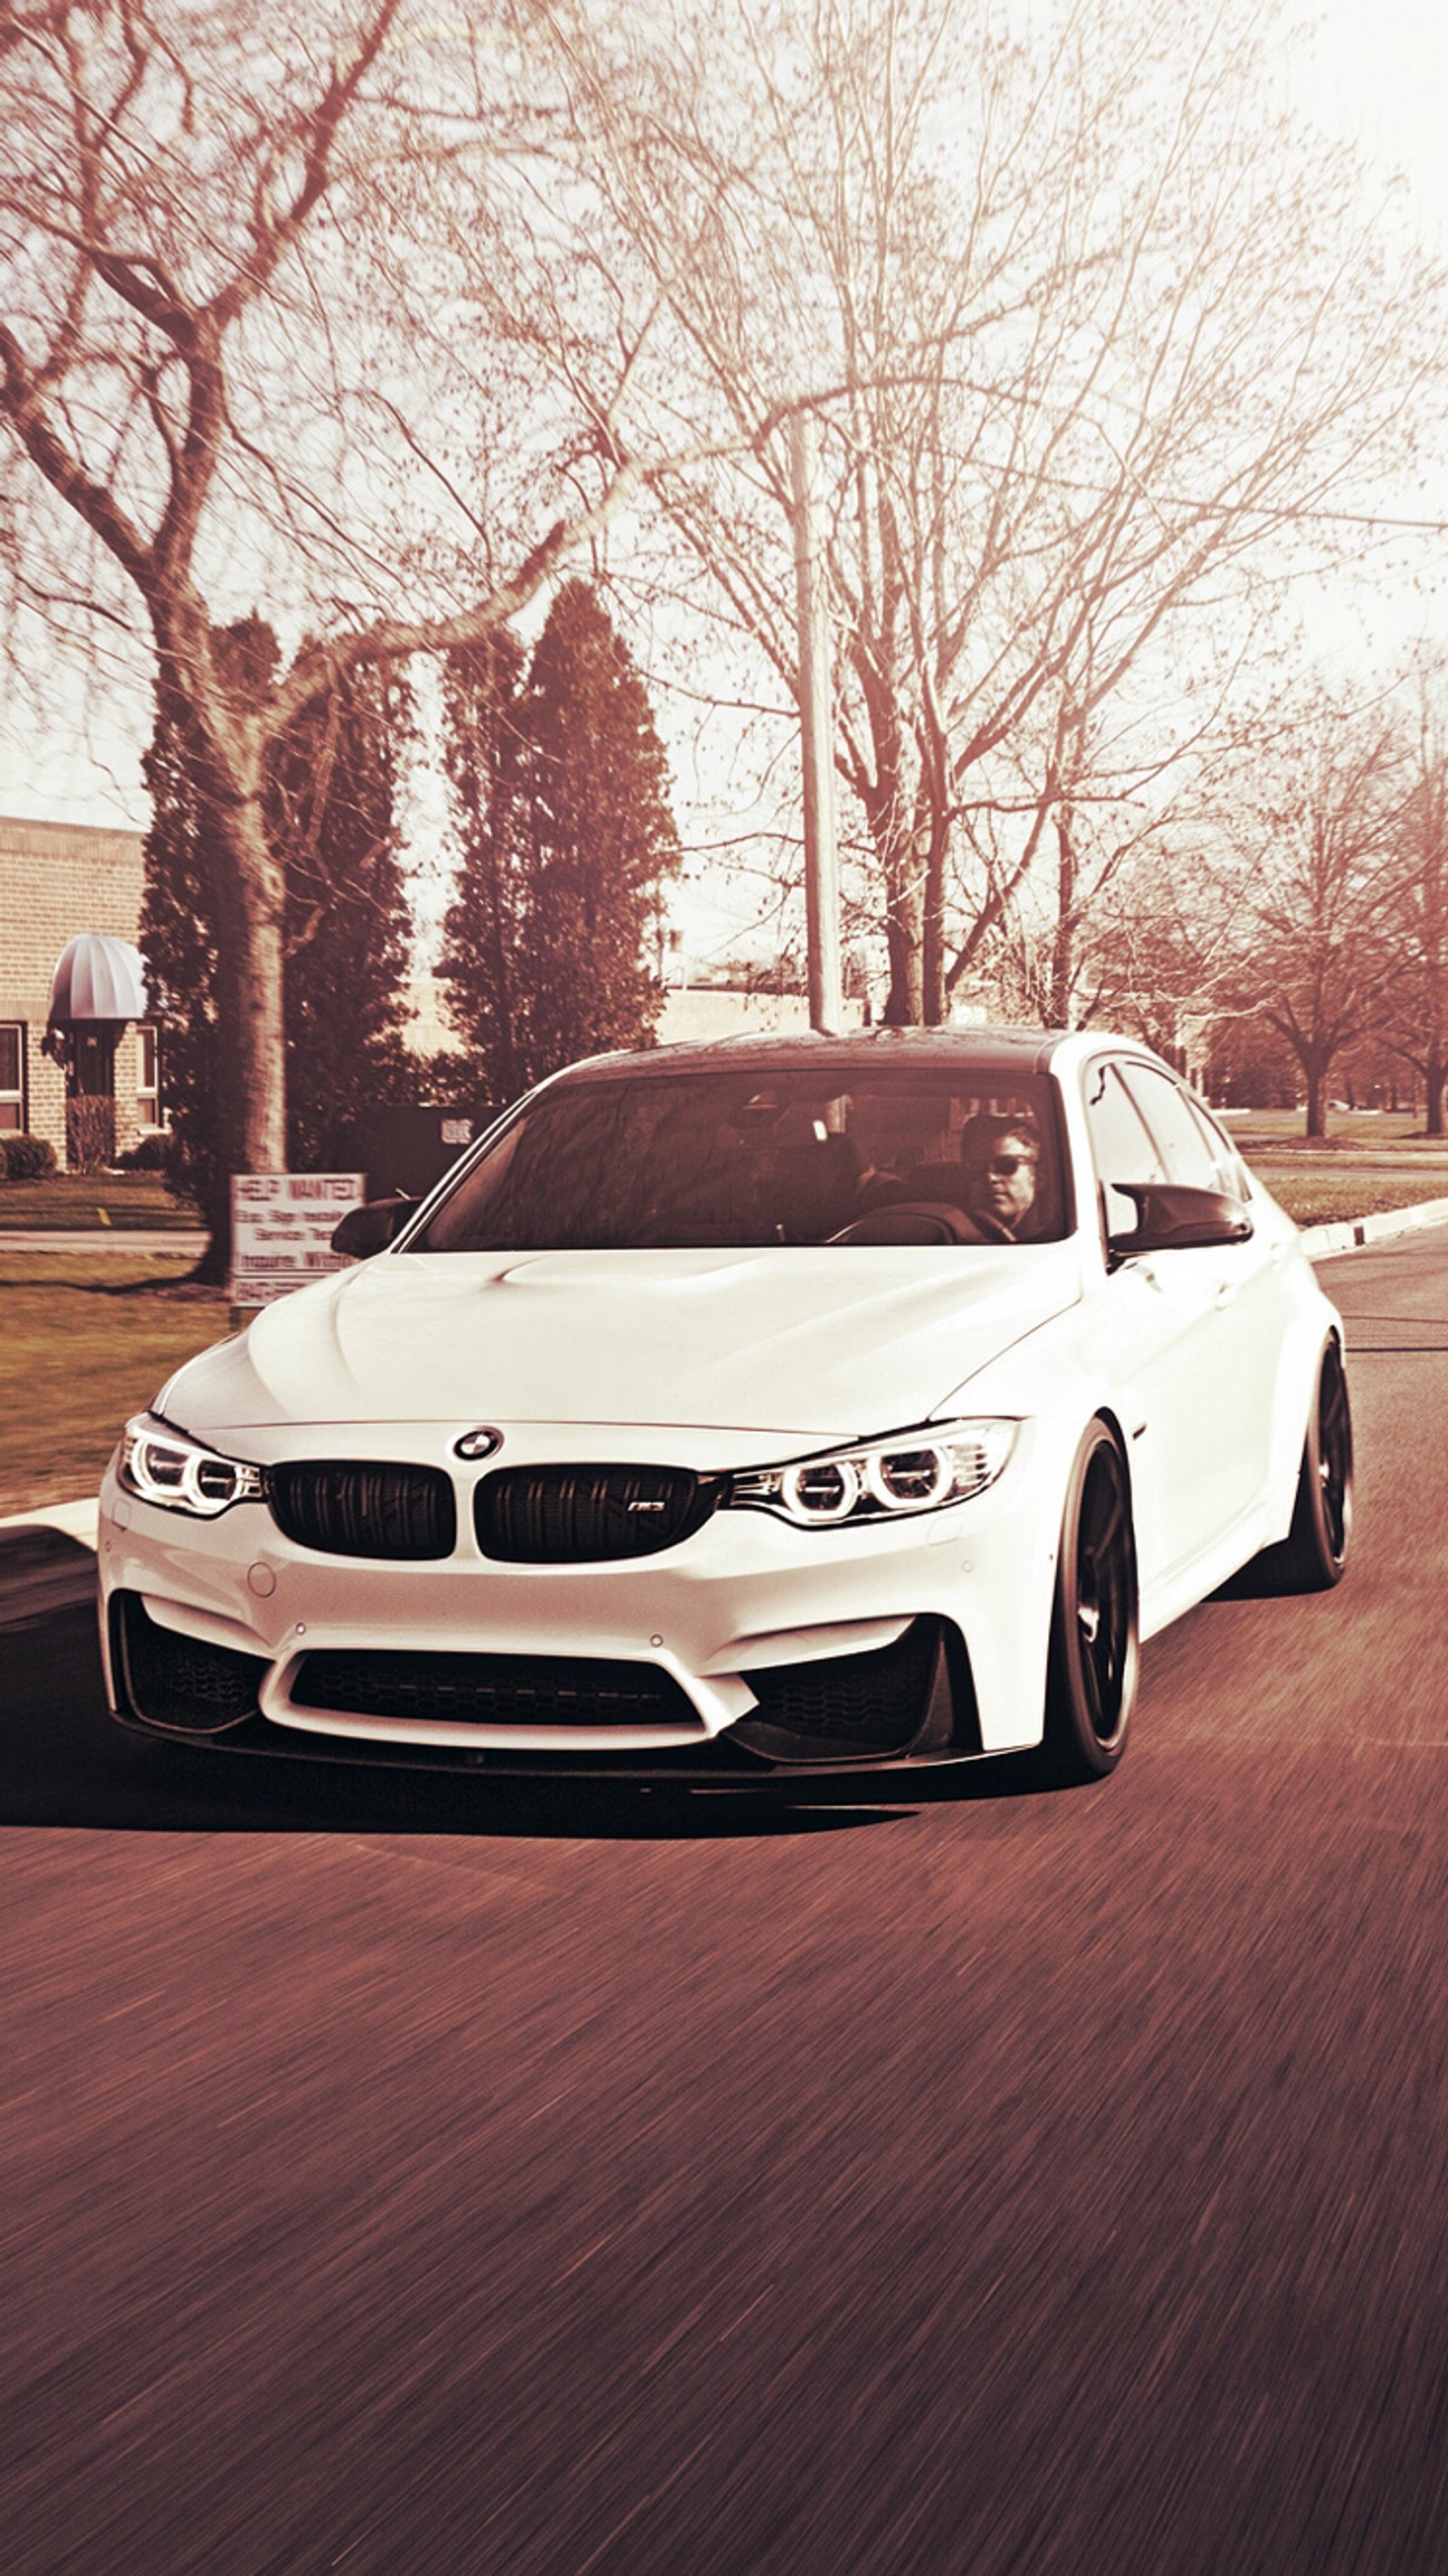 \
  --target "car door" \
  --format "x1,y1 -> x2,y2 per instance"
1115,1059 -> 1286,1536
1081,1056 -> 1240,1589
